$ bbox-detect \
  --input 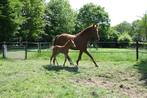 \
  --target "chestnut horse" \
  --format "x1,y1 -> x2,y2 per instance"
54,24 -> 99,67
